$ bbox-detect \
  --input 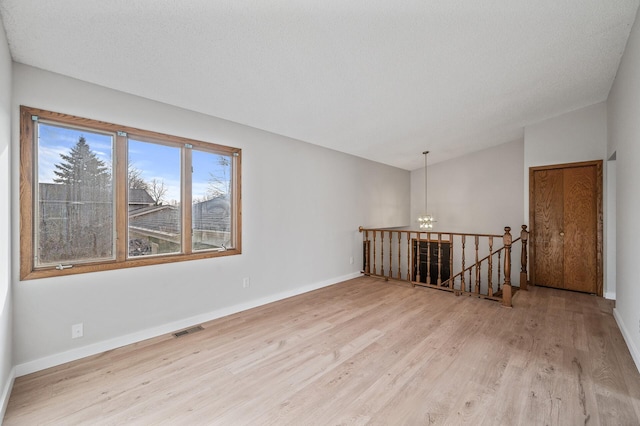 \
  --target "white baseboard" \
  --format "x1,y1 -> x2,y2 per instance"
15,272 -> 362,377
613,308 -> 640,374
605,291 -> 616,300
0,366 -> 15,421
